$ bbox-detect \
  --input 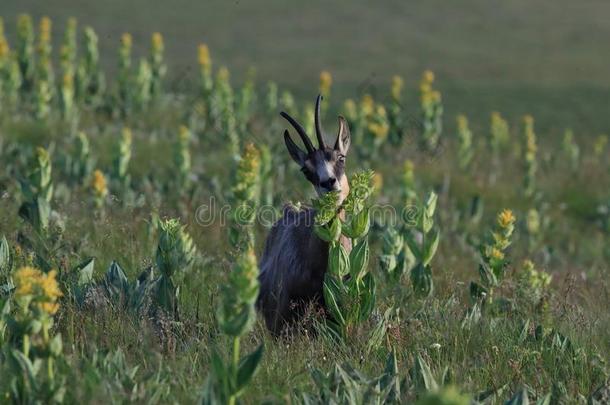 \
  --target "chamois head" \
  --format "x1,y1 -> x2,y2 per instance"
281,95 -> 351,202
